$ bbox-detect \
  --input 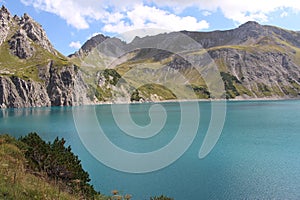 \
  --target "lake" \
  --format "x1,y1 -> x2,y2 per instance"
1,100 -> 300,199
